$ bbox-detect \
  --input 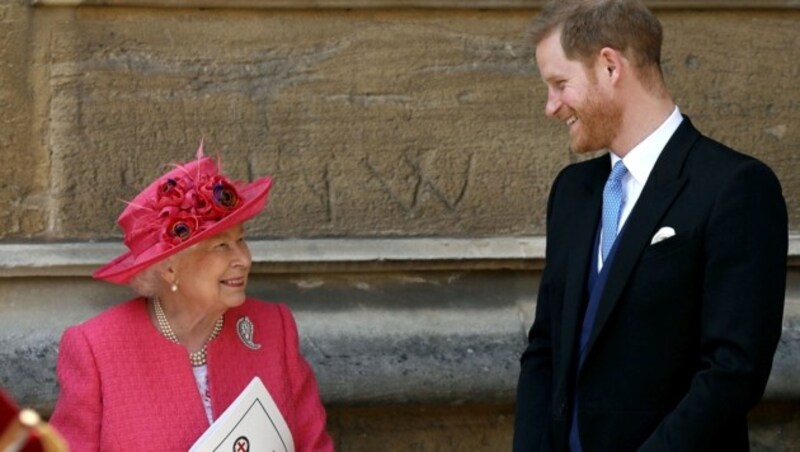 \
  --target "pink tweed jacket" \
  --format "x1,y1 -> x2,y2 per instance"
50,297 -> 334,452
